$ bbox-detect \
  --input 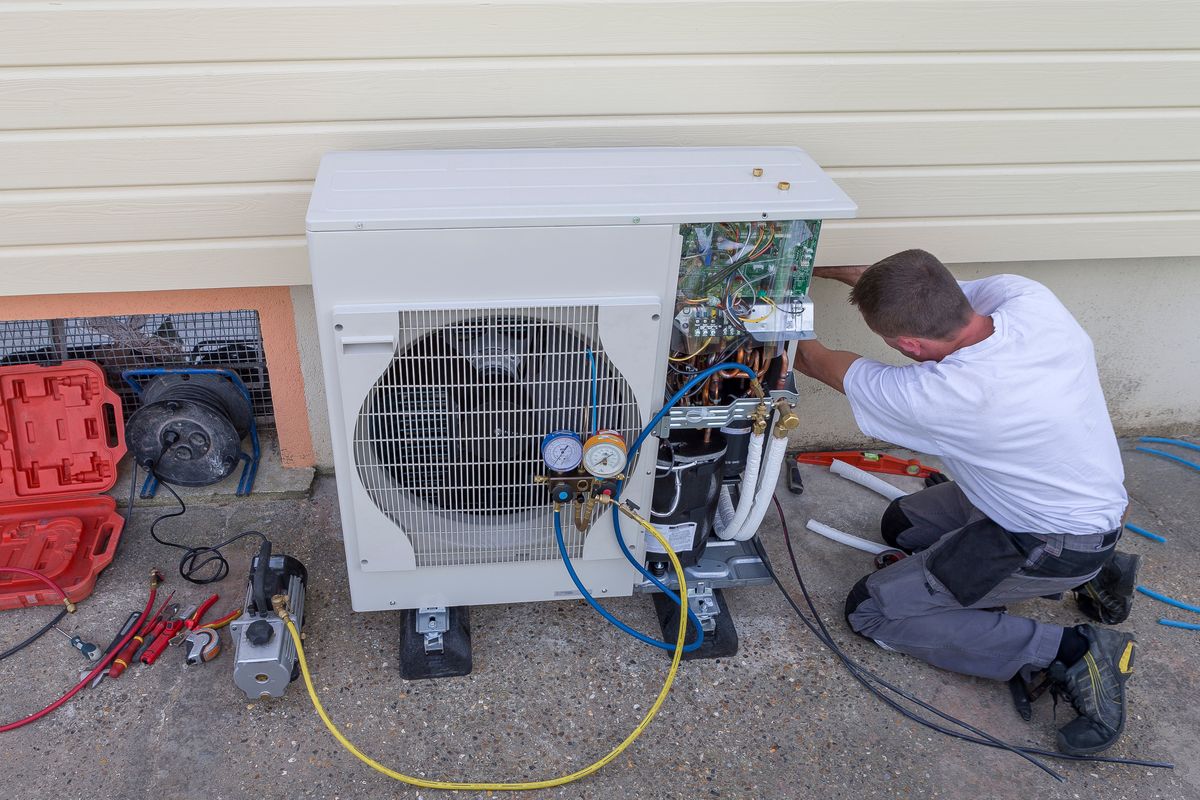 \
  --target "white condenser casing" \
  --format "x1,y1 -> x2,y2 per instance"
306,147 -> 855,612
